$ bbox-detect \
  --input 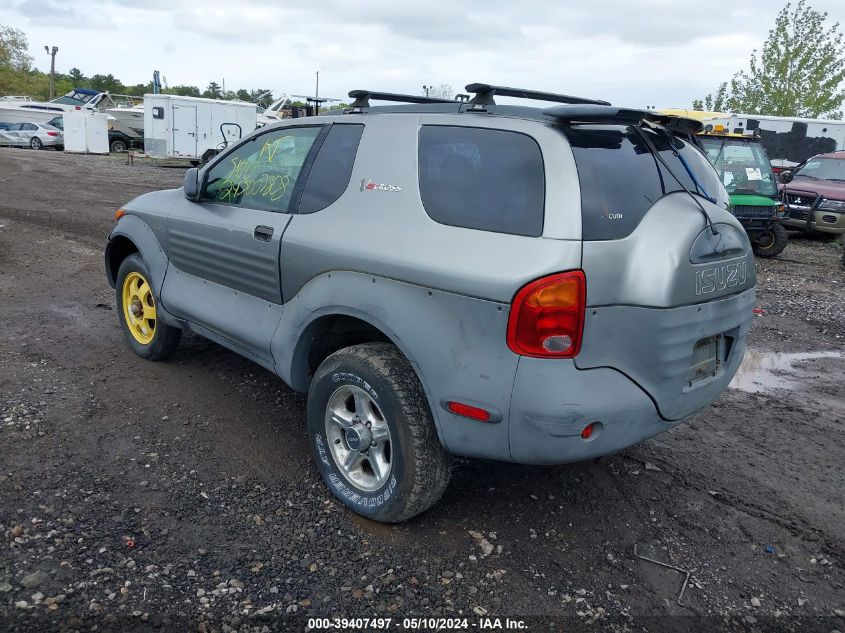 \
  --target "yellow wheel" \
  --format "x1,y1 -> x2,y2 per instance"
115,254 -> 181,360
121,271 -> 157,345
